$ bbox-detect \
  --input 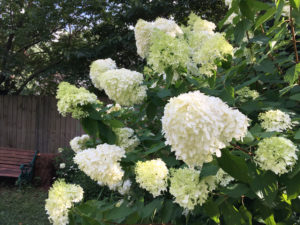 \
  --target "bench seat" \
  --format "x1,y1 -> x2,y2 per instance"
0,147 -> 38,184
